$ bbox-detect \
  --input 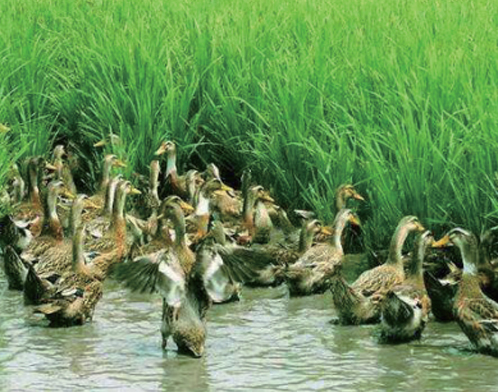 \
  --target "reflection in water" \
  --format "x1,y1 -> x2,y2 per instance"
1,270 -> 498,391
